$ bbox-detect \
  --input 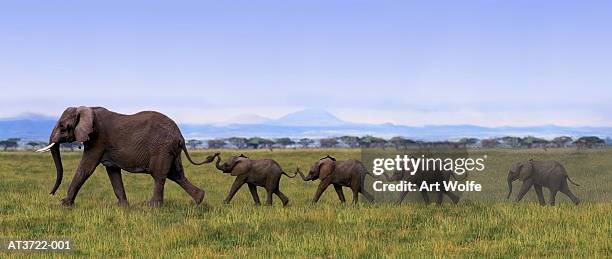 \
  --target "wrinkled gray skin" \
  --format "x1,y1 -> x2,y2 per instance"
297,156 -> 375,204
385,167 -> 461,205
507,159 -> 580,205
42,106 -> 217,207
213,154 -> 294,206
